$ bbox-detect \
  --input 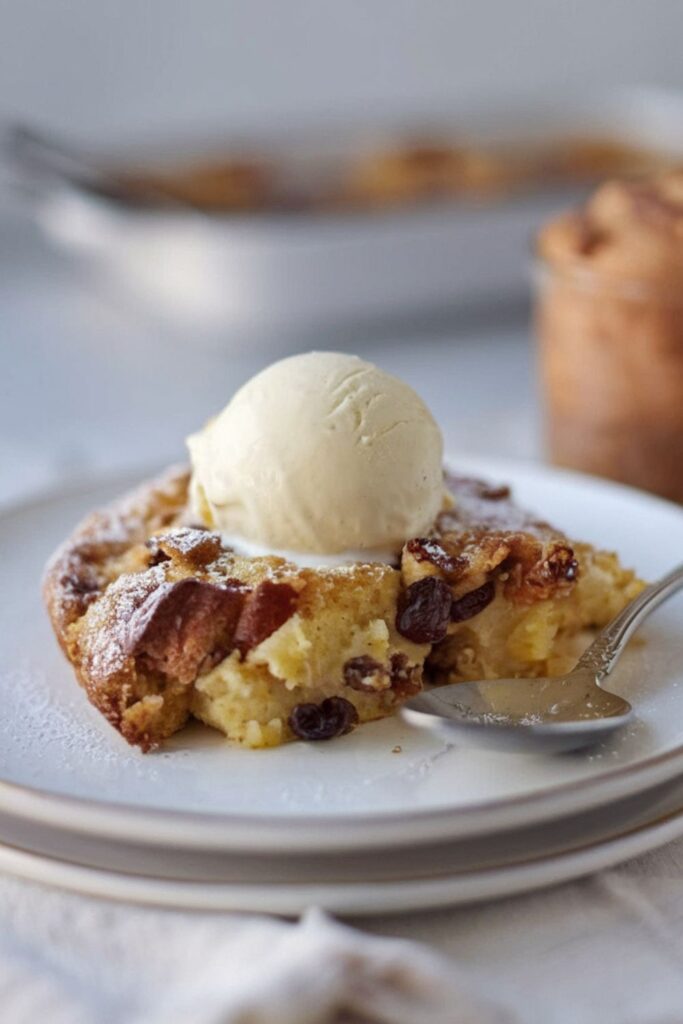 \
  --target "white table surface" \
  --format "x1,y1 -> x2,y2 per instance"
3,215 -> 682,1024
